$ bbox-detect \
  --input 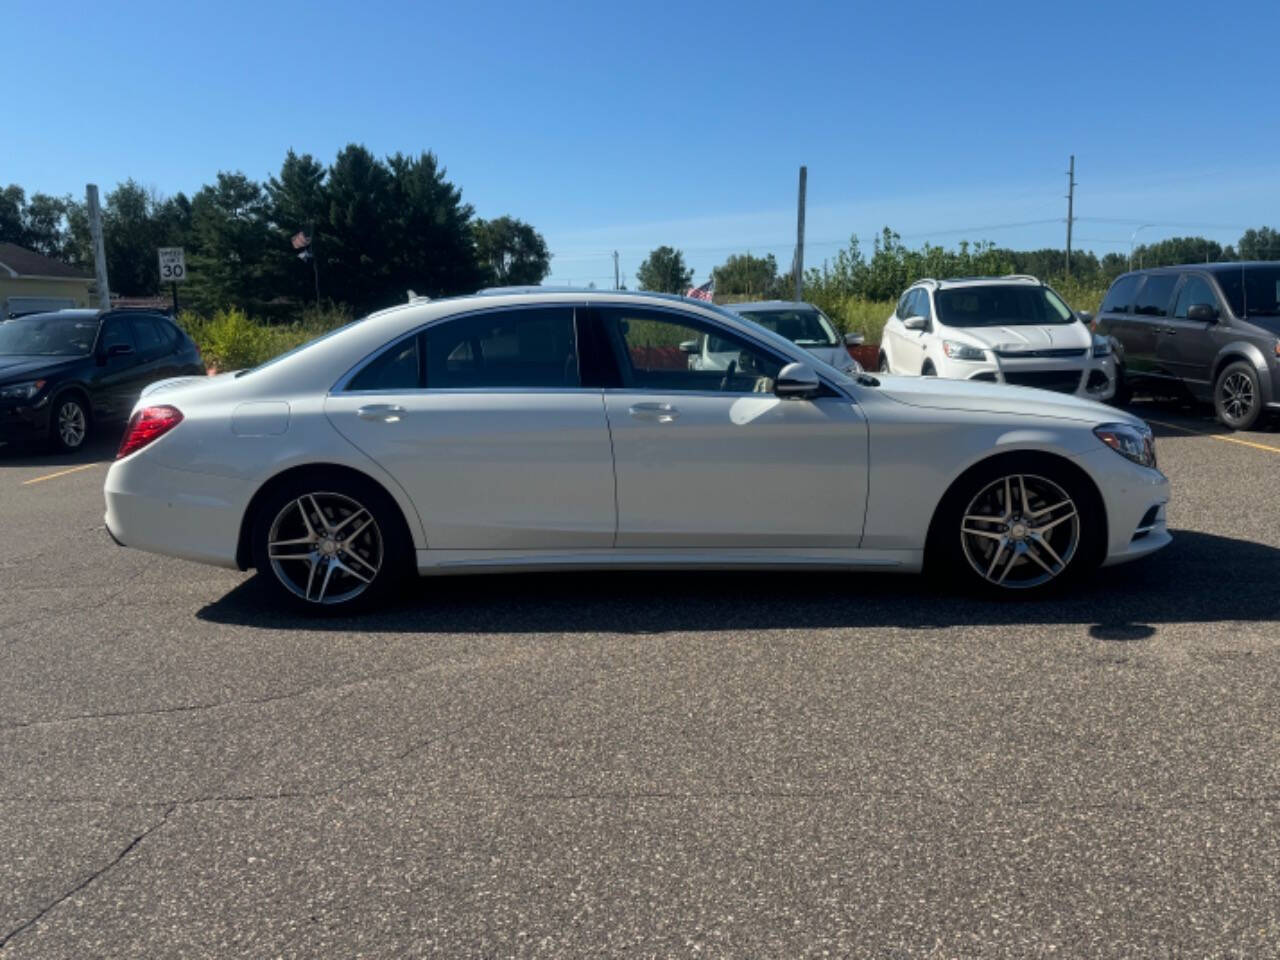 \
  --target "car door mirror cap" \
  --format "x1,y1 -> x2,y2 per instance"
1076,310 -> 1094,325
1187,303 -> 1219,323
843,331 -> 865,345
774,362 -> 821,399
902,315 -> 928,331
679,339 -> 700,354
